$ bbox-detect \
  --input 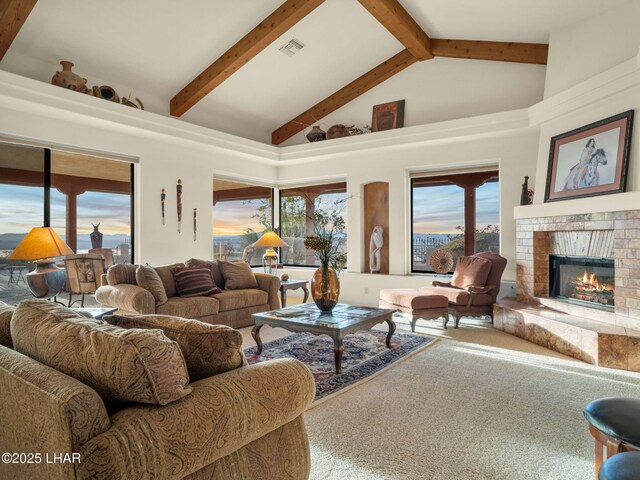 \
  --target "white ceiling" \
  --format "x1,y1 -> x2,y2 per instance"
0,0 -> 629,145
